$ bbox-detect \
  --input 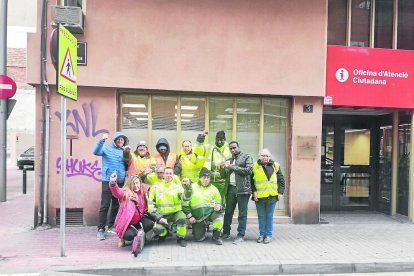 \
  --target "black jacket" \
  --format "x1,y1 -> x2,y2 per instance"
225,151 -> 254,195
